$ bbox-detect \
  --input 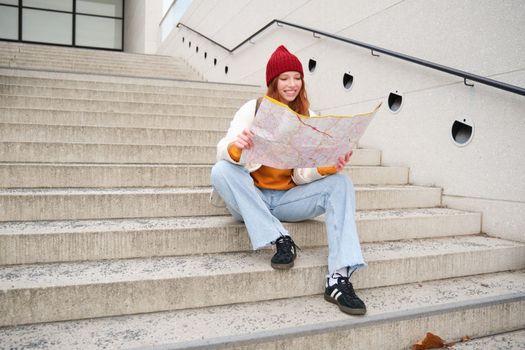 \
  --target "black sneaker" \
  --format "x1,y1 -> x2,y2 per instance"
270,235 -> 297,269
324,275 -> 366,315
